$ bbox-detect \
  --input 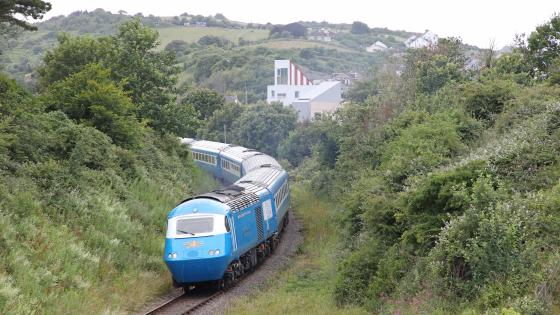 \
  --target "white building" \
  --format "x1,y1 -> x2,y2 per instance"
405,30 -> 438,48
308,27 -> 334,42
267,60 -> 342,122
366,41 -> 388,52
